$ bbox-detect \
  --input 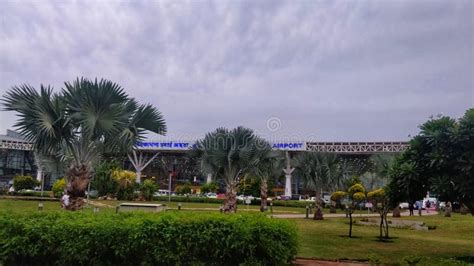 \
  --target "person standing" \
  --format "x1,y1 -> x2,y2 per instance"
417,201 -> 422,216
409,202 -> 414,216
61,191 -> 70,209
